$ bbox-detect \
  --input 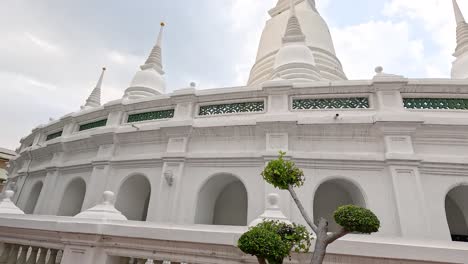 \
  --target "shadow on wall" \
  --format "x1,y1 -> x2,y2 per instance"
195,173 -> 248,226
313,178 -> 366,232
445,185 -> 468,242
115,174 -> 151,221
